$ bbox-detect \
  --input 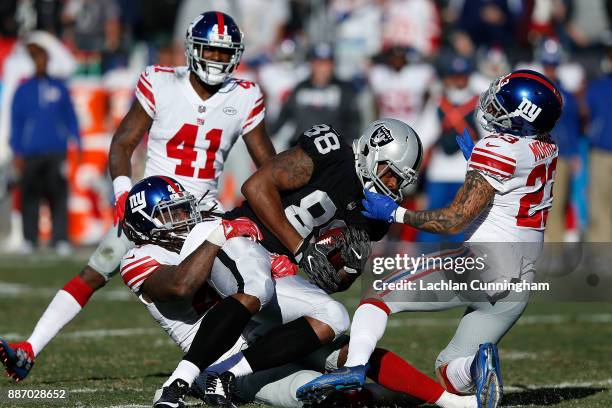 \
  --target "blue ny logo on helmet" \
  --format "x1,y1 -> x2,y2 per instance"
122,176 -> 201,248
479,69 -> 563,137
185,11 -> 244,86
